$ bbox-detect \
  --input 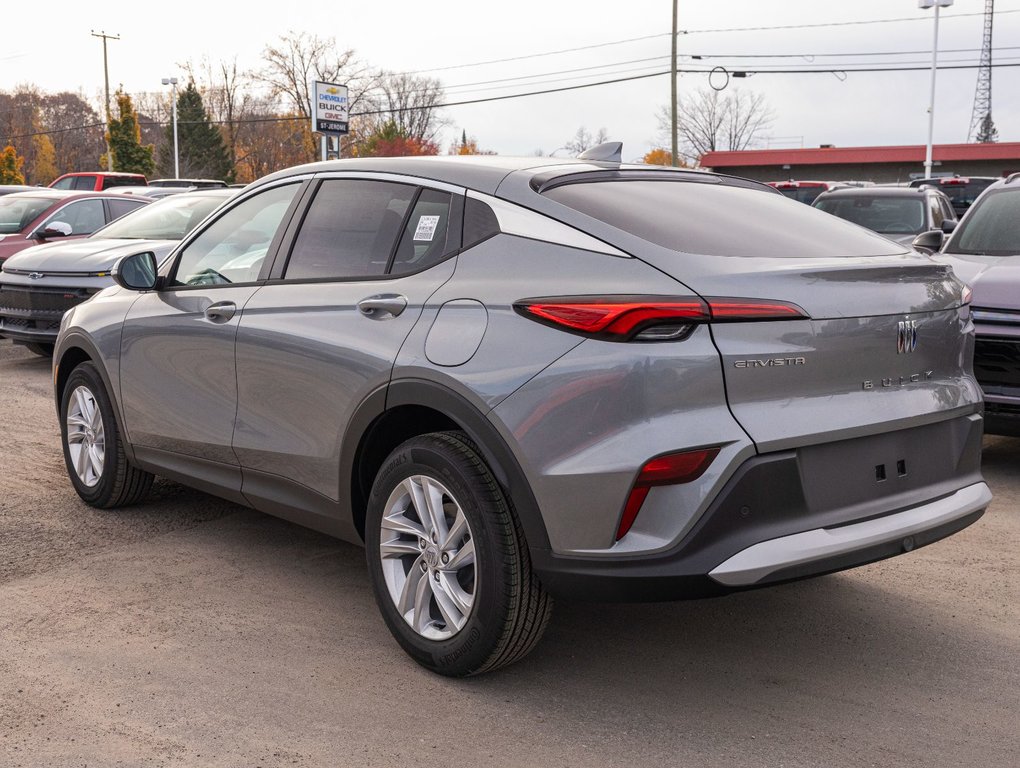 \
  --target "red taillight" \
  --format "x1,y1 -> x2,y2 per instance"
940,177 -> 968,186
616,448 -> 720,540
515,296 -> 807,341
